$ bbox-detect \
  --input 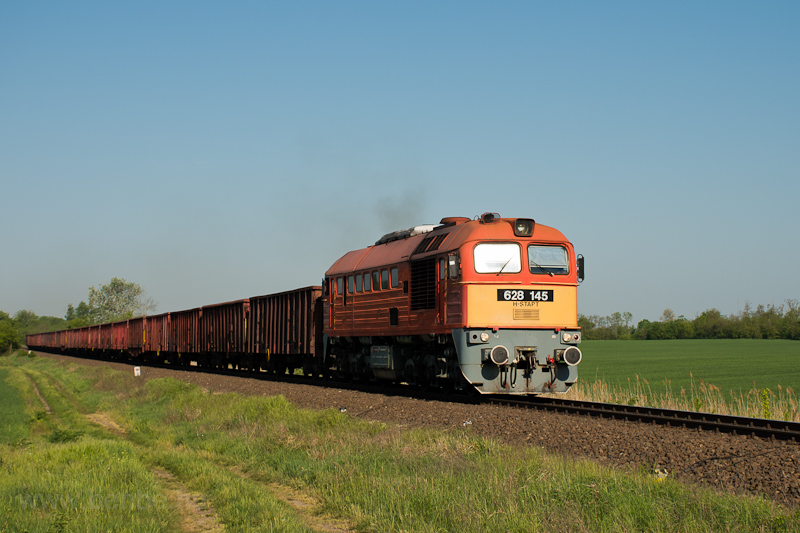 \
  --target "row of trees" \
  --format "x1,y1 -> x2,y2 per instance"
1,278 -> 157,352
0,310 -> 67,352
580,300 -> 800,340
